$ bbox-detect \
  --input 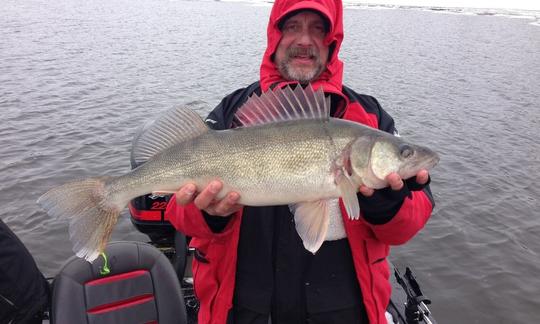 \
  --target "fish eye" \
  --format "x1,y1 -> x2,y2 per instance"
399,144 -> 414,159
